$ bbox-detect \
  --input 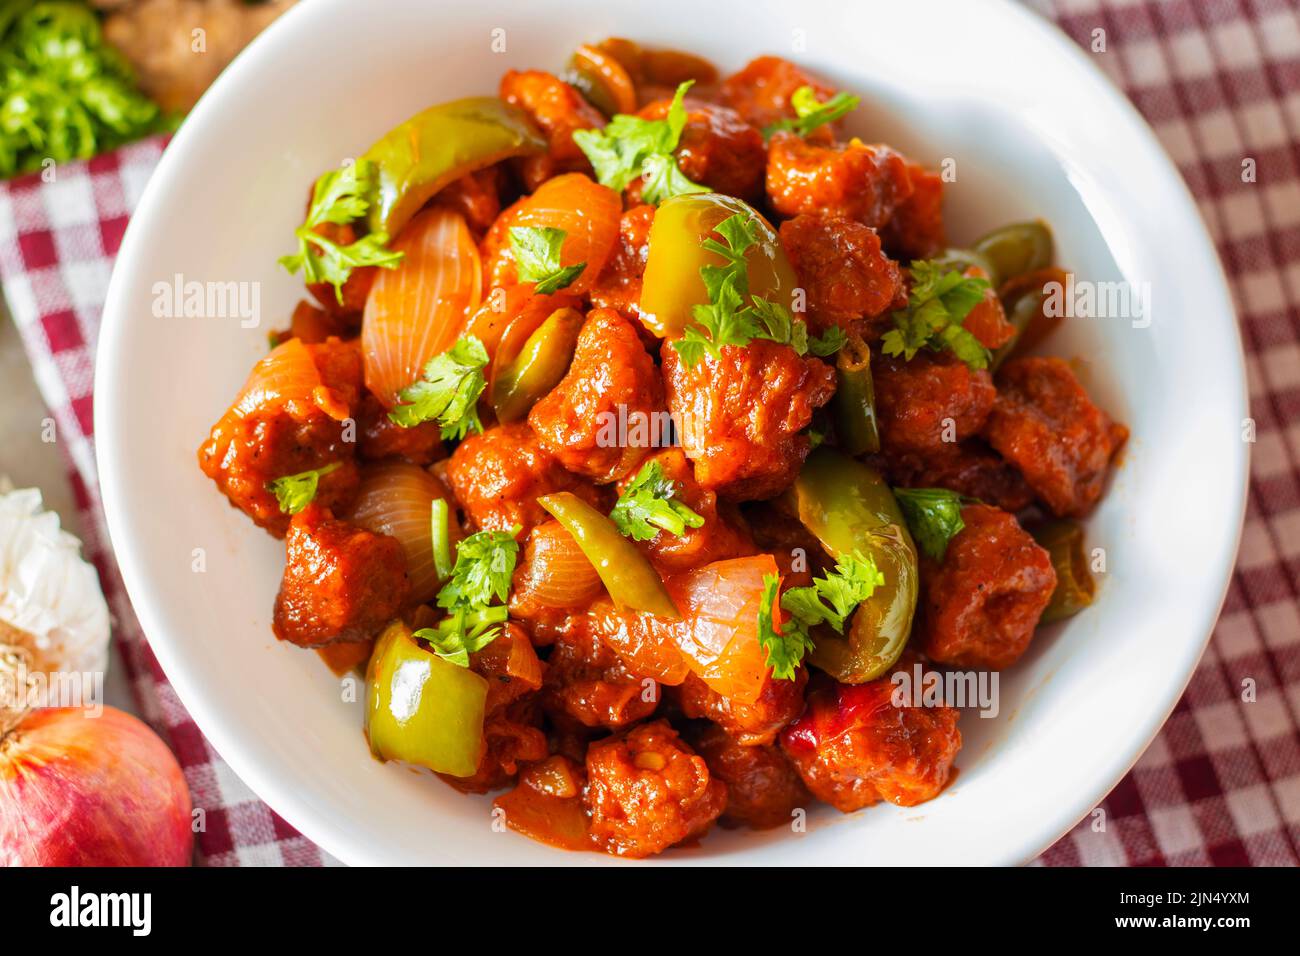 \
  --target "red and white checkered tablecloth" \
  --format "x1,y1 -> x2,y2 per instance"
1,0 -> 1296,867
